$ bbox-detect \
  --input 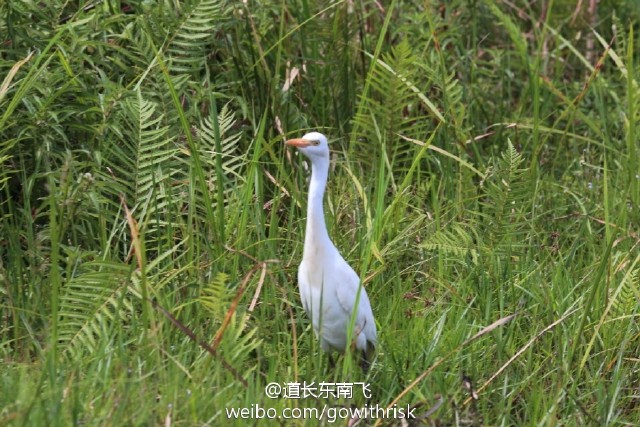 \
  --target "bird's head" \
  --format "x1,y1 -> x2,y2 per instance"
285,132 -> 329,161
